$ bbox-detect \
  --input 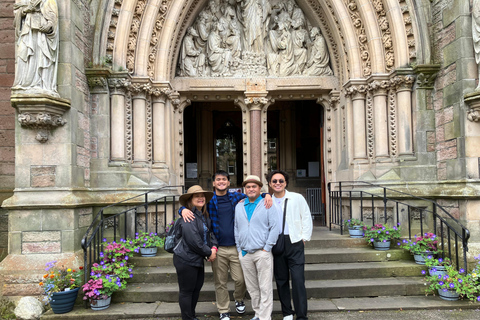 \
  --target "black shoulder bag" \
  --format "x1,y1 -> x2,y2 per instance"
272,199 -> 288,256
